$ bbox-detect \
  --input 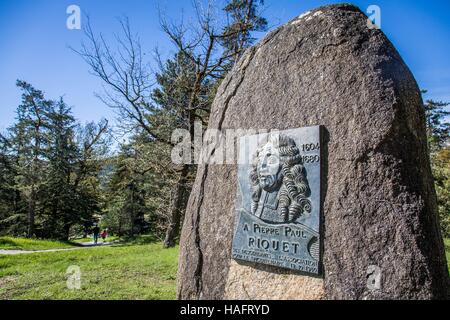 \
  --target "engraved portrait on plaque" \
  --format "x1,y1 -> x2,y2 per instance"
231,126 -> 322,275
